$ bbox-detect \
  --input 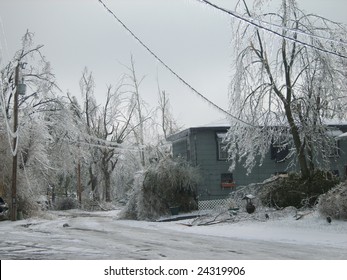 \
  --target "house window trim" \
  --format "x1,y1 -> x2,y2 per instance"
328,139 -> 340,158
